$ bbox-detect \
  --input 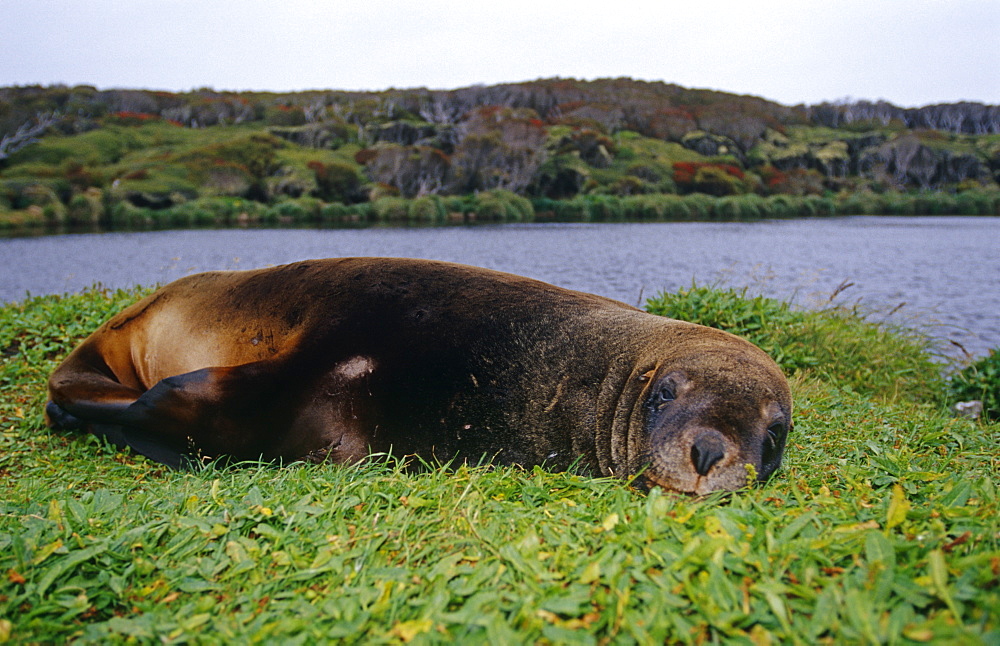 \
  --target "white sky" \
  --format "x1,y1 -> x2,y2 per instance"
1,0 -> 997,107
